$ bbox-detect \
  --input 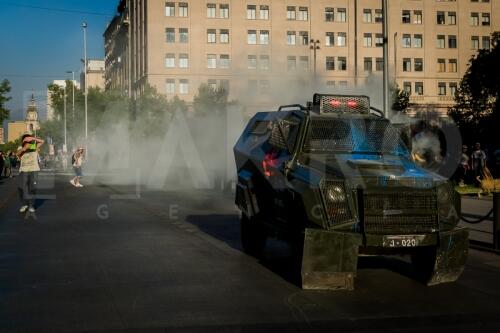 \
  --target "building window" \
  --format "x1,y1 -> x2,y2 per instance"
471,36 -> 479,49
449,82 -> 457,96
287,31 -> 296,45
166,79 -> 175,94
470,12 -> 479,26
325,7 -> 334,22
219,54 -> 230,69
337,32 -> 346,46
259,80 -> 270,94
402,10 -> 410,23
298,7 -> 308,21
402,34 -> 411,48
414,10 -> 422,24
326,81 -> 335,87
448,12 -> 456,25
207,3 -> 216,18
403,58 -> 411,72
336,8 -> 346,22
166,28 -> 175,43
207,54 -> 217,68
437,35 -> 445,48
339,81 -> 348,88
448,59 -> 457,72
363,9 -> 372,23
325,32 -> 334,46
437,58 -> 446,72
414,58 -> 423,72
438,82 -> 446,96
287,56 -> 296,71
207,79 -> 217,91
374,9 -> 383,23
220,79 -> 229,93
437,11 -> 445,25
403,82 -> 411,94
376,57 -> 383,71
415,82 -> 423,95
299,56 -> 309,71
260,30 -> 269,45
338,57 -> 347,70
363,33 -> 372,47
248,55 -> 257,69
179,79 -> 189,95
165,53 -> 175,68
260,5 -> 269,20
220,29 -> 229,43
482,36 -> 491,49
300,31 -> 309,45
248,80 -> 258,92
247,30 -> 257,44
414,34 -> 422,48
165,2 -> 175,17
179,3 -> 188,17
364,57 -> 372,72
179,28 -> 188,43
482,13 -> 490,26
326,57 -> 335,70
259,55 -> 270,70
220,4 -> 229,18
247,5 -> 256,19
448,35 -> 457,48
179,54 -> 189,68
207,29 -> 216,43
287,6 -> 296,20
375,34 -> 383,47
